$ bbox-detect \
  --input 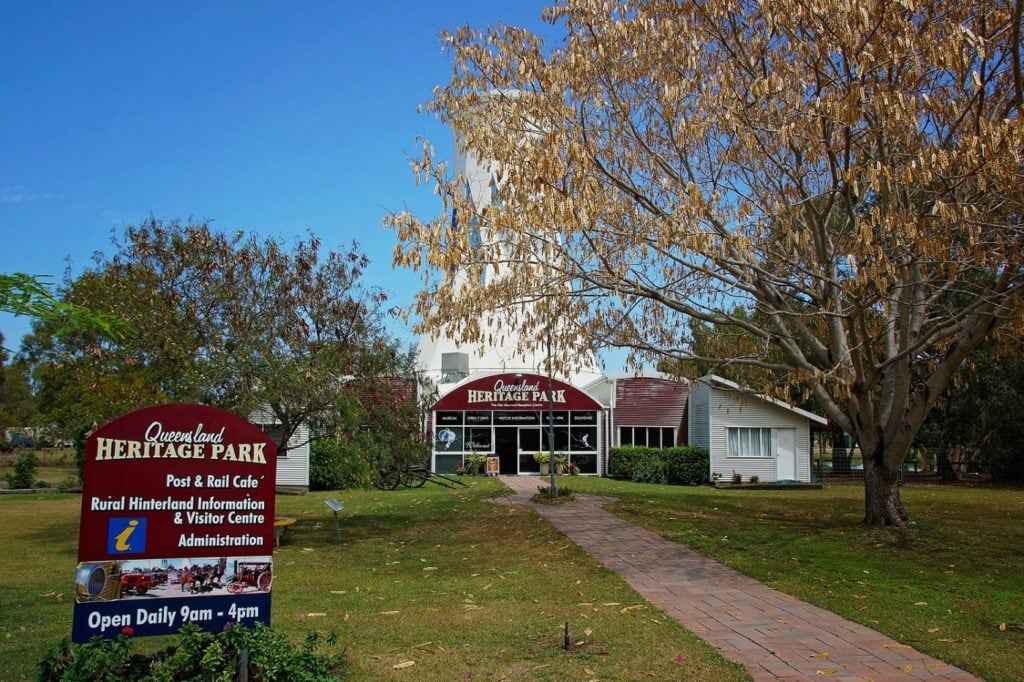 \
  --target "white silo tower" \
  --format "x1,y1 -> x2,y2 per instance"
416,118 -> 603,396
